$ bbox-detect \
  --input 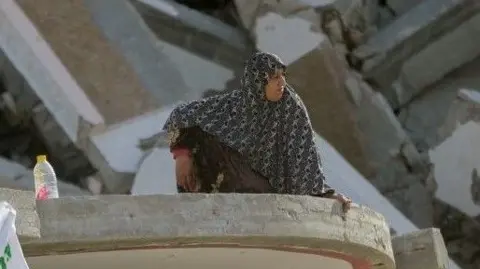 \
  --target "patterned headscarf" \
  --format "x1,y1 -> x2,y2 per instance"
163,52 -> 327,195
